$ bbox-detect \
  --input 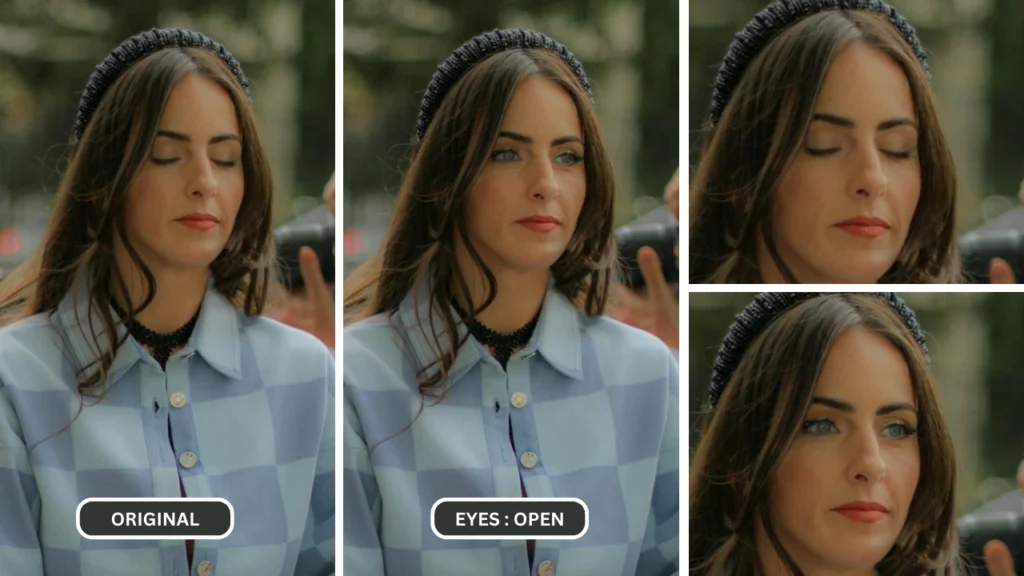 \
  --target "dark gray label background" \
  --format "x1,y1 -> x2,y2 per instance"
433,501 -> 586,537
79,501 -> 232,537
